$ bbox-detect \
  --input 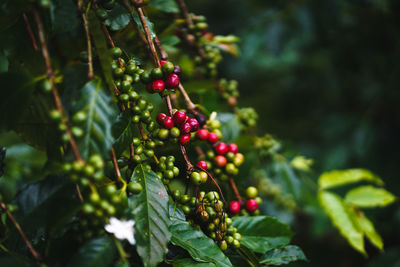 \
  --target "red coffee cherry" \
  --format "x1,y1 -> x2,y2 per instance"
246,199 -> 258,212
229,201 -> 240,214
196,129 -> 209,140
148,80 -> 165,93
196,160 -> 208,170
214,155 -> 227,167
228,143 -> 238,154
180,122 -> 192,134
163,116 -> 174,129
208,132 -> 219,144
165,73 -> 180,89
187,118 -> 199,132
179,134 -> 191,145
160,60 -> 167,66
173,110 -> 187,125
157,113 -> 167,125
215,142 -> 228,155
